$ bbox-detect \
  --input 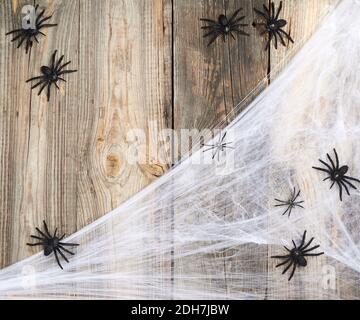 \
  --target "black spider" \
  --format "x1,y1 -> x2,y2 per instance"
27,220 -> 79,269
253,1 -> 294,50
6,4 -> 57,54
312,148 -> 360,201
200,8 -> 249,46
201,132 -> 234,161
275,187 -> 304,217
26,50 -> 77,101
271,230 -> 324,281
